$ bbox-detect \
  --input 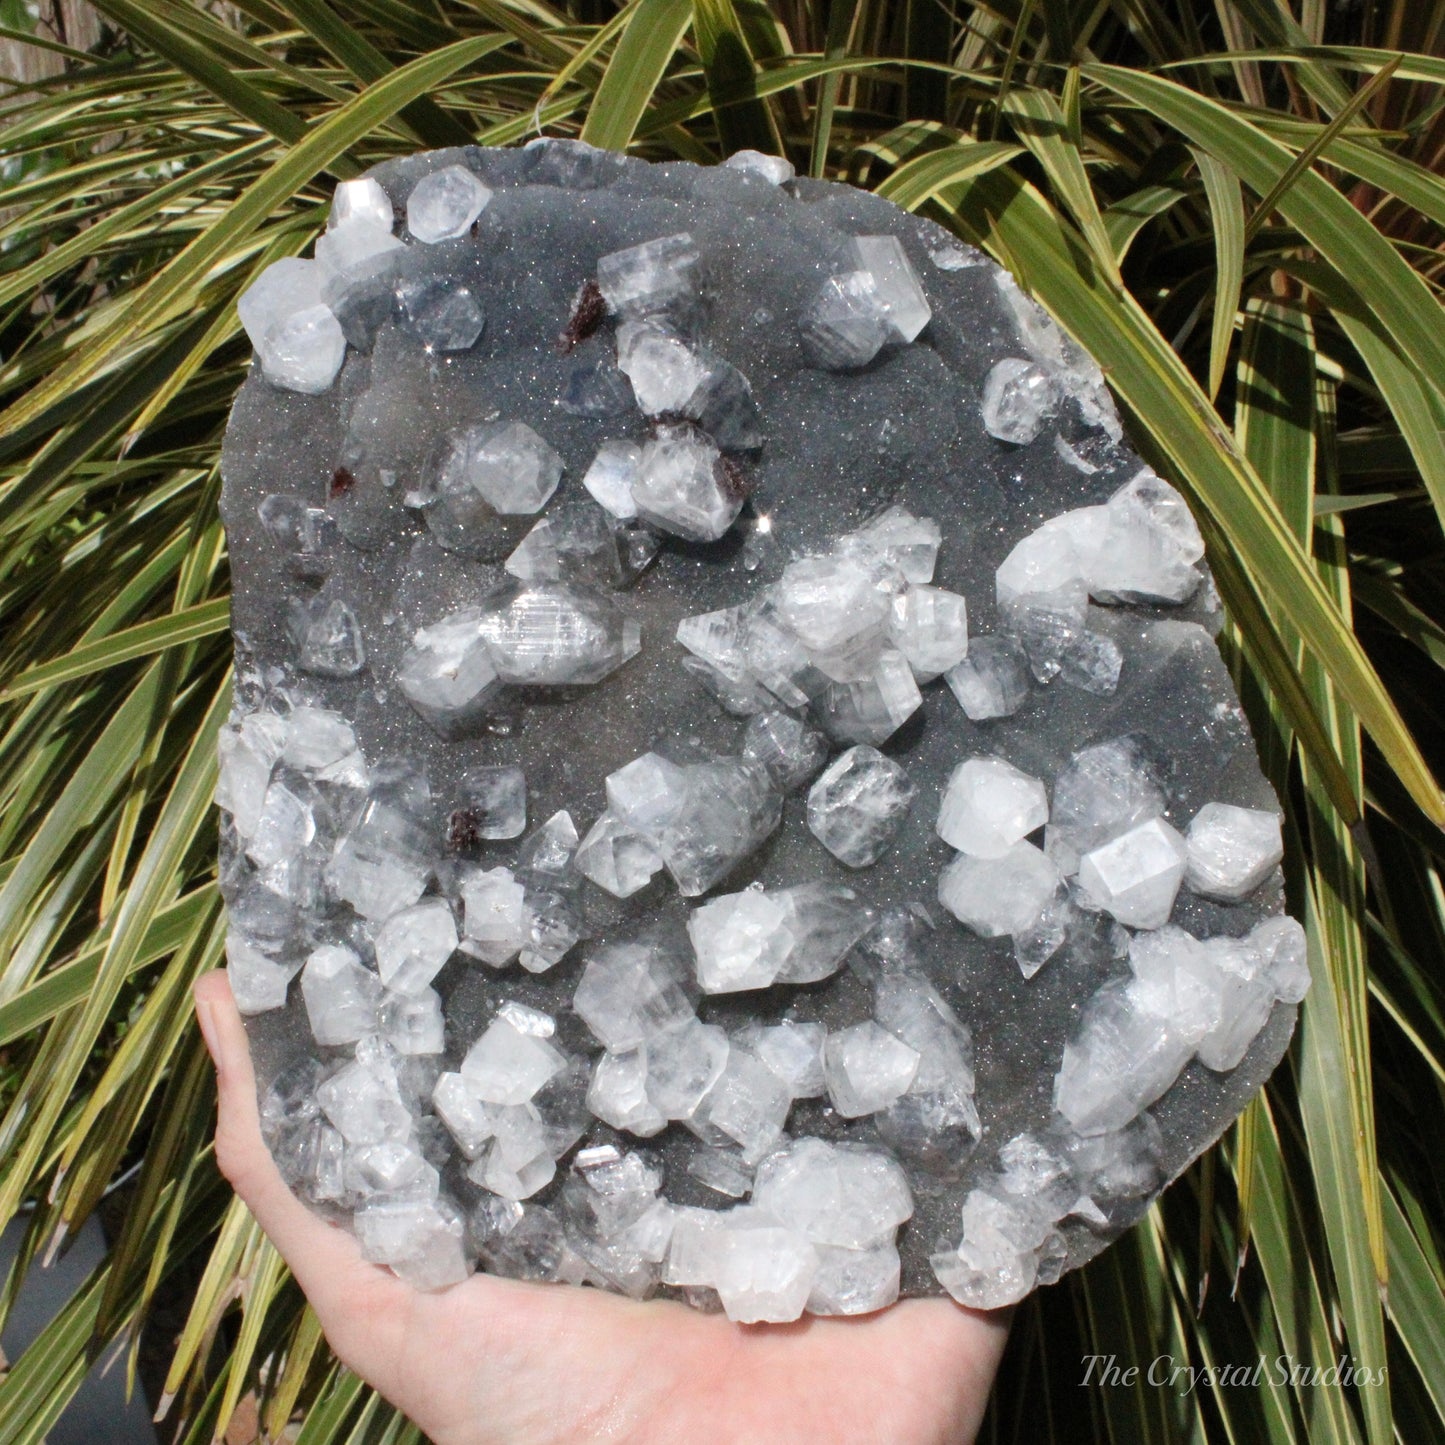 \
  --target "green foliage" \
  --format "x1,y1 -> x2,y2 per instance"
0,3 -> 1442,1440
